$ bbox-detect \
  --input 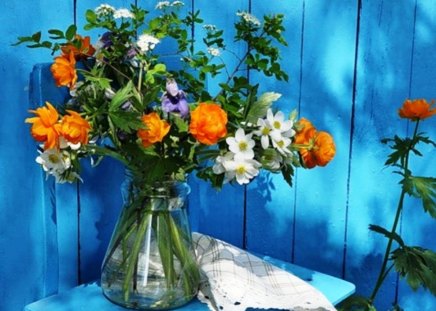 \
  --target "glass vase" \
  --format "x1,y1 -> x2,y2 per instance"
101,179 -> 200,310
